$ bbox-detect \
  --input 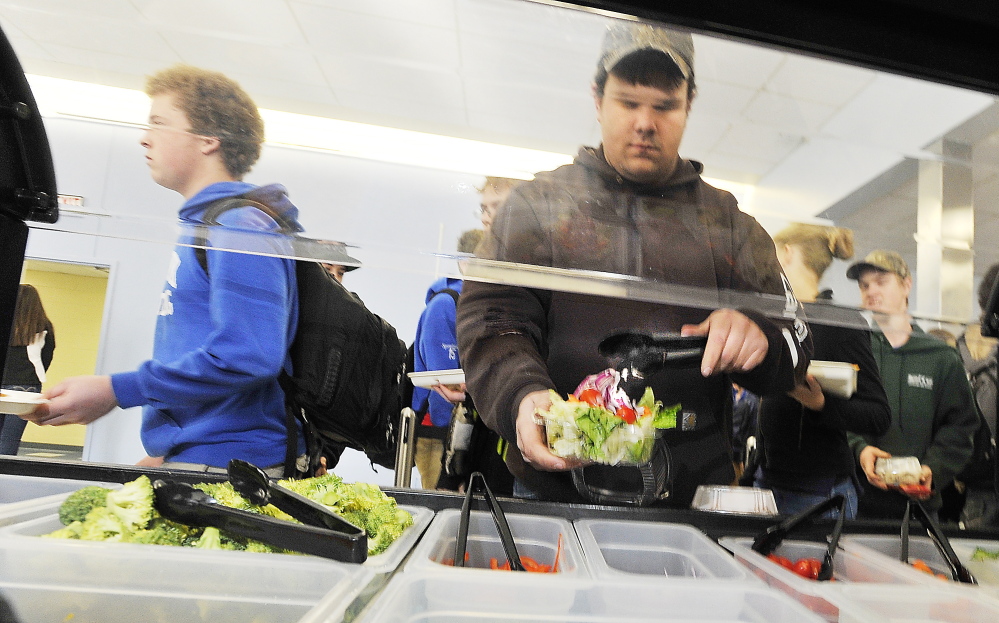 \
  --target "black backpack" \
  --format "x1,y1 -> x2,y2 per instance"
194,195 -> 407,475
956,342 -> 999,493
